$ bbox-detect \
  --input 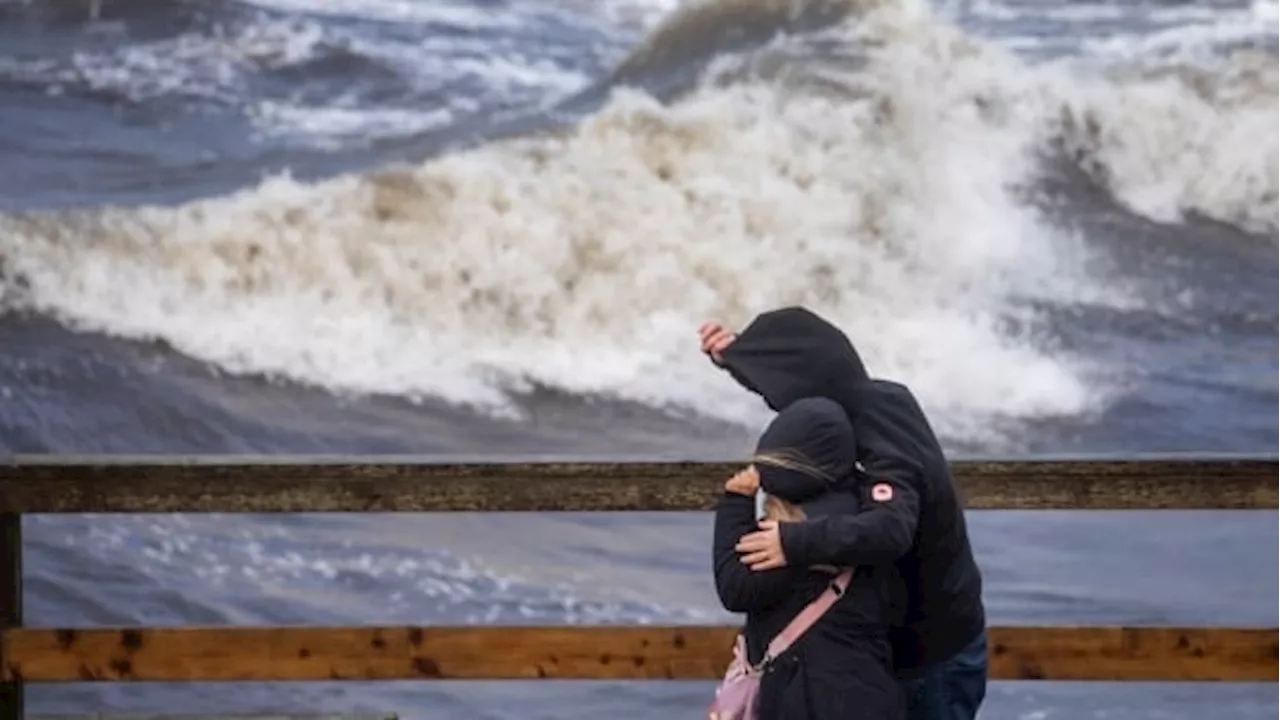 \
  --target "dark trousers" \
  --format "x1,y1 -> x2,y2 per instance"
900,629 -> 989,720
